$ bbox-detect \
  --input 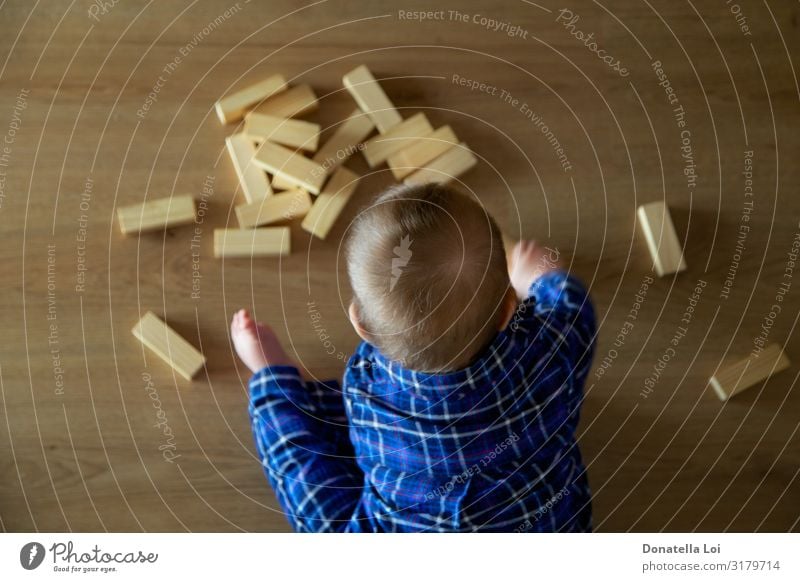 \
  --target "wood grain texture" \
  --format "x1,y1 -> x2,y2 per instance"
0,0 -> 798,533
710,344 -> 791,401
